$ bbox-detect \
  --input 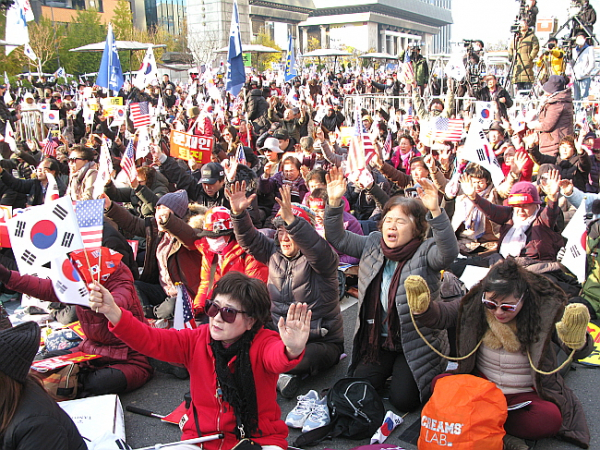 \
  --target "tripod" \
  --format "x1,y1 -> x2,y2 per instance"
504,30 -> 536,96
